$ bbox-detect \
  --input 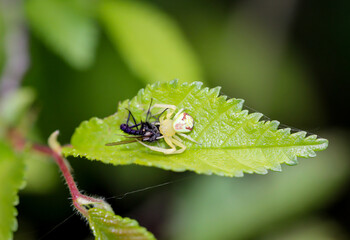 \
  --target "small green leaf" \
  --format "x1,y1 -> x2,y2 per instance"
25,0 -> 98,69
0,140 -> 25,240
21,151 -> 59,194
0,87 -> 35,126
63,81 -> 328,177
88,208 -> 156,240
99,0 -> 203,84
